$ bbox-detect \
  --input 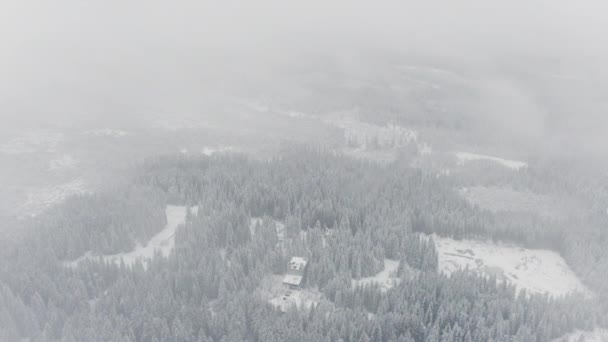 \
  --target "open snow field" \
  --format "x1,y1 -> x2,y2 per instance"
66,205 -> 194,268
432,235 -> 589,297
352,259 -> 401,292
455,152 -> 527,170
553,329 -> 608,342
